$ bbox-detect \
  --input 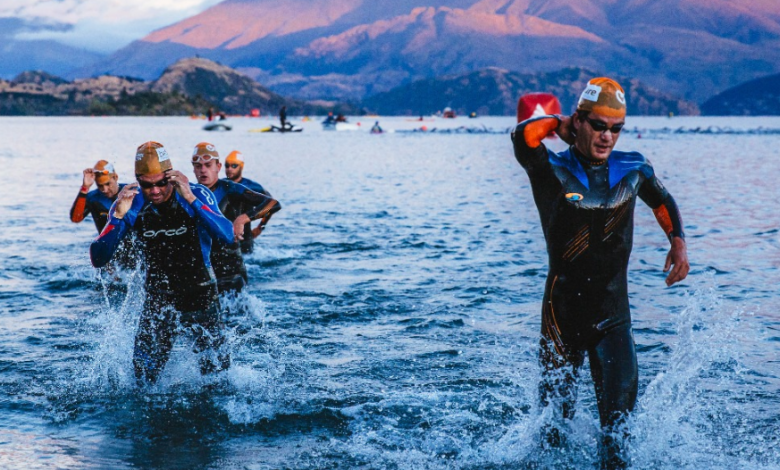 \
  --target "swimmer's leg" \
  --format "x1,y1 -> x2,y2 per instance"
538,335 -> 584,447
589,325 -> 638,470
187,300 -> 231,375
133,302 -> 176,385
